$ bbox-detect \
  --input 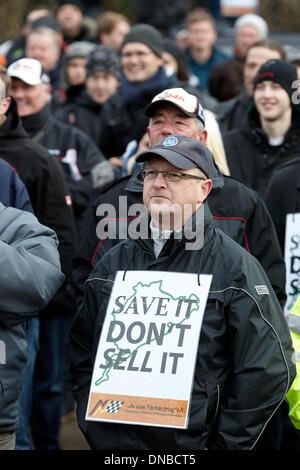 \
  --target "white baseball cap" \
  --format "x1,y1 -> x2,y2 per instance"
7,58 -> 50,86
145,87 -> 205,127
